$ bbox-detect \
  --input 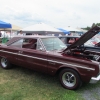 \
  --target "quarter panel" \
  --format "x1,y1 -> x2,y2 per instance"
0,46 -> 19,64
